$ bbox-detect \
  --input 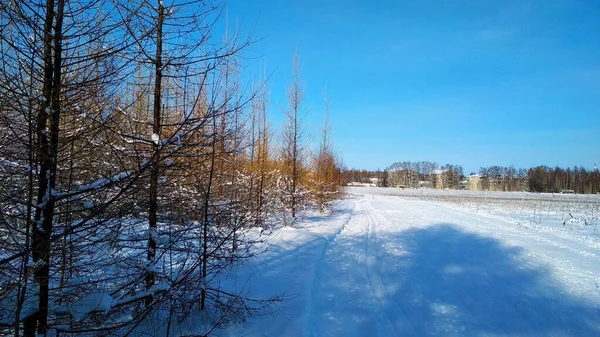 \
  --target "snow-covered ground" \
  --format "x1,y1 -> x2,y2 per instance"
223,188 -> 600,336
